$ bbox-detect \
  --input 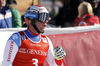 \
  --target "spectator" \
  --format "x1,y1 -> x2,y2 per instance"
49,0 -> 70,27
8,0 -> 22,28
84,0 -> 100,19
74,2 -> 99,26
68,0 -> 84,26
49,0 -> 83,27
2,5 -> 66,66
0,0 -> 12,28
92,0 -> 100,19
